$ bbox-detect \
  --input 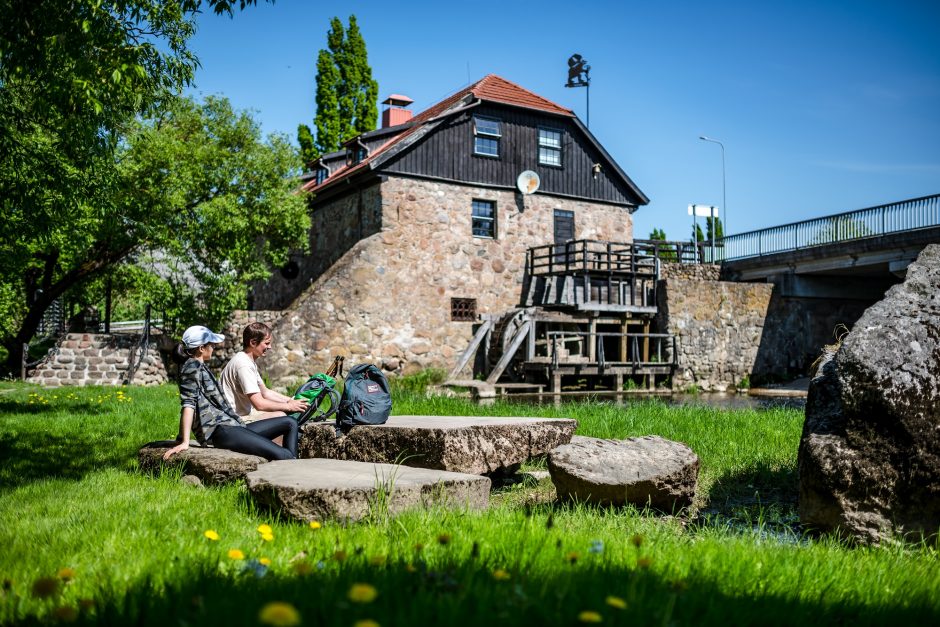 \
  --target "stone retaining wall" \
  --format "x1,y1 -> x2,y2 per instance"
27,333 -> 167,387
660,263 -> 721,281
657,279 -> 773,391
